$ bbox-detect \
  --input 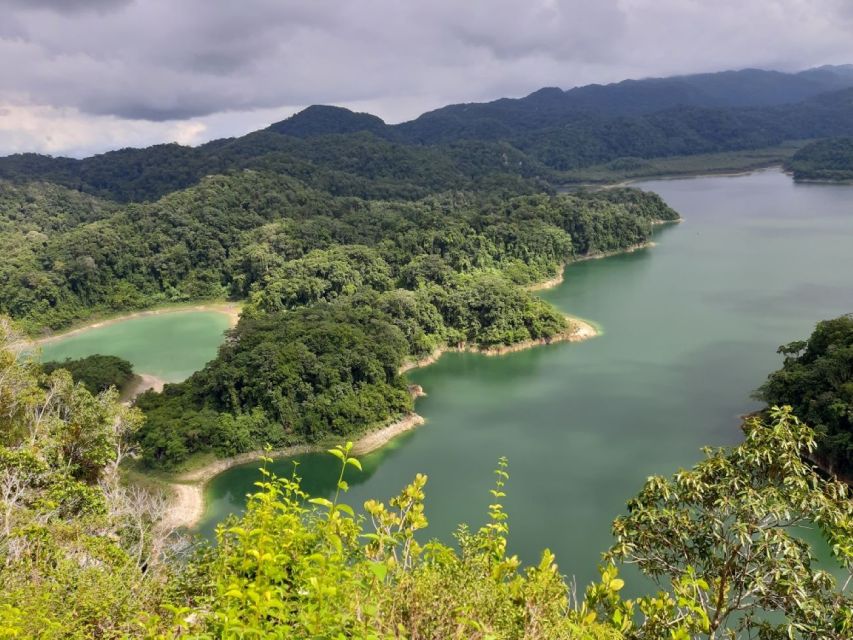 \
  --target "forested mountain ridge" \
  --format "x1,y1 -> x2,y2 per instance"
279,66 -> 853,140
0,133 -> 555,203
0,170 -> 676,334
3,66 -> 853,204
